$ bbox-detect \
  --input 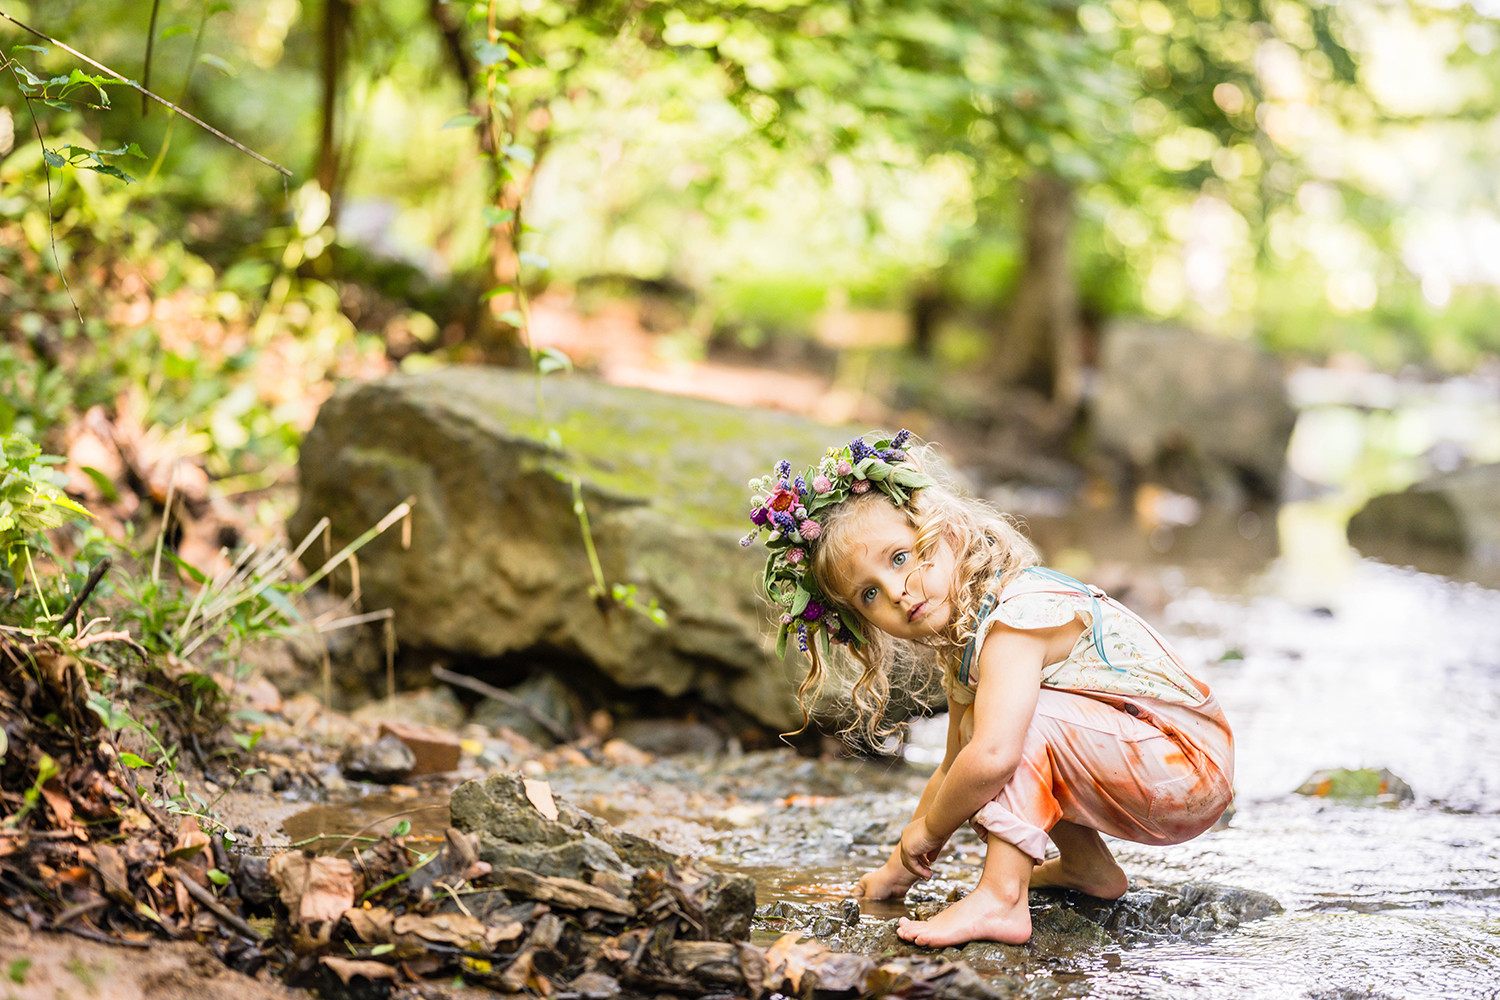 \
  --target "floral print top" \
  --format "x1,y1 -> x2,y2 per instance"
943,567 -> 1207,708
